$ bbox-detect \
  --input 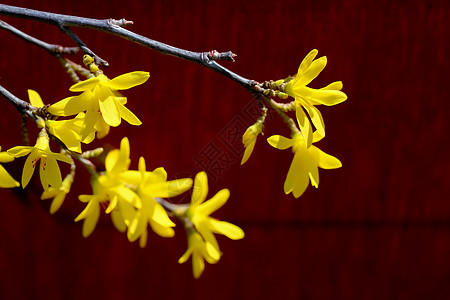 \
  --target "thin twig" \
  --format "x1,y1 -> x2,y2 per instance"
0,4 -> 255,89
60,26 -> 108,66
0,84 -> 36,121
0,19 -> 78,56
